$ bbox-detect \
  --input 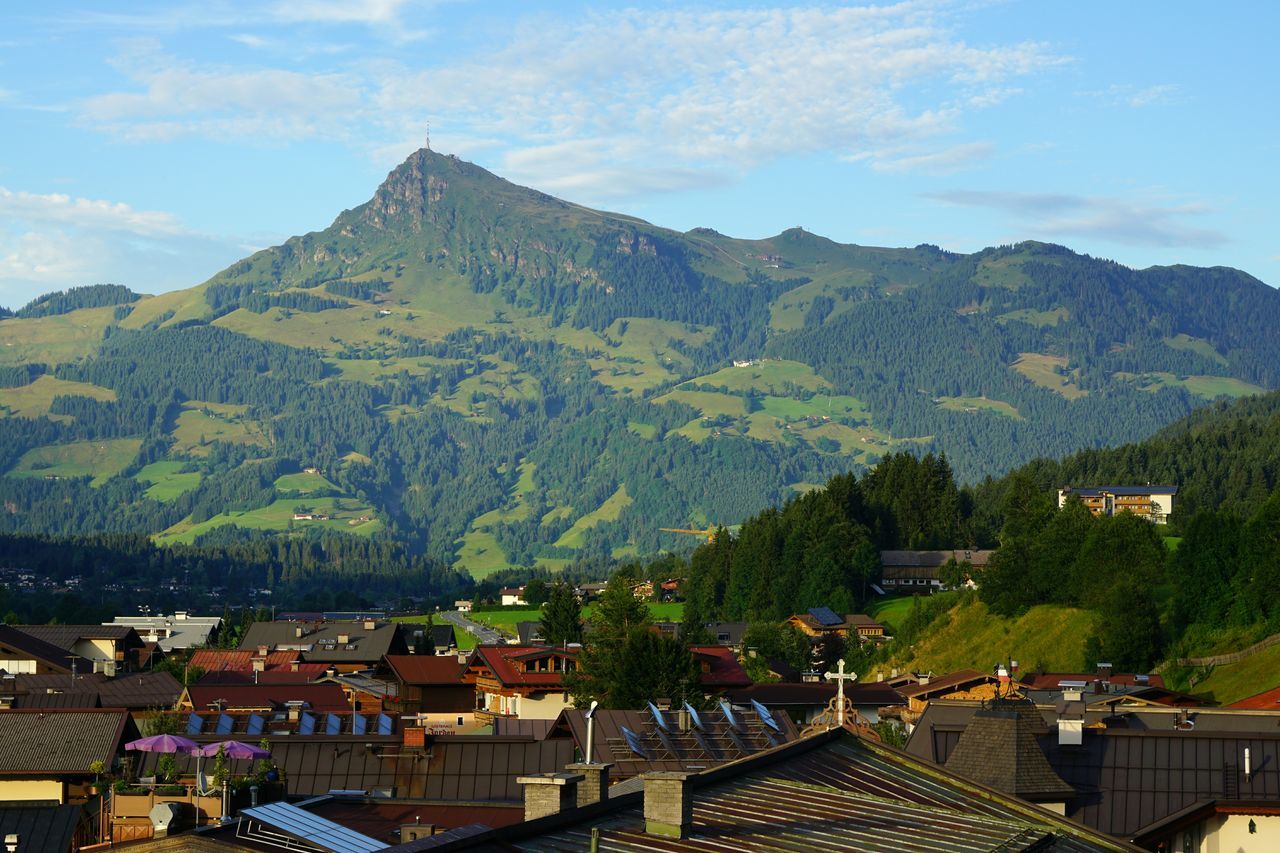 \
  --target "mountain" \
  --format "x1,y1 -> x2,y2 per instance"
0,149 -> 1277,575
